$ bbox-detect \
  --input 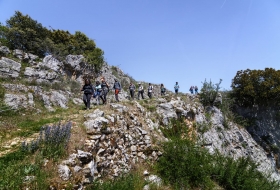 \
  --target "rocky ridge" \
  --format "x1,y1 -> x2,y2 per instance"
1,46 -> 280,188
